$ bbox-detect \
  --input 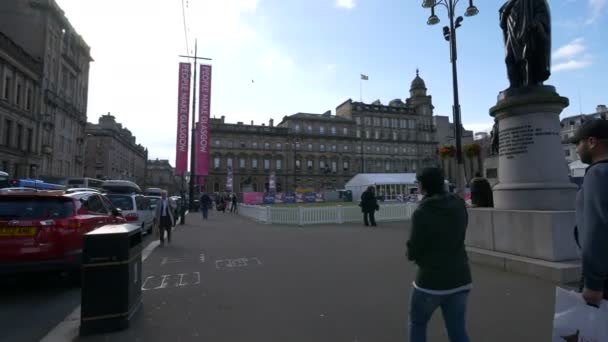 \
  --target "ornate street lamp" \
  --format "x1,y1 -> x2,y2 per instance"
420,0 -> 478,195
